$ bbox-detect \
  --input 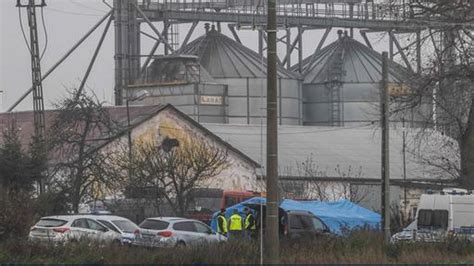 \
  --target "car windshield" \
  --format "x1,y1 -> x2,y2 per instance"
37,219 -> 67,227
113,220 -> 138,233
